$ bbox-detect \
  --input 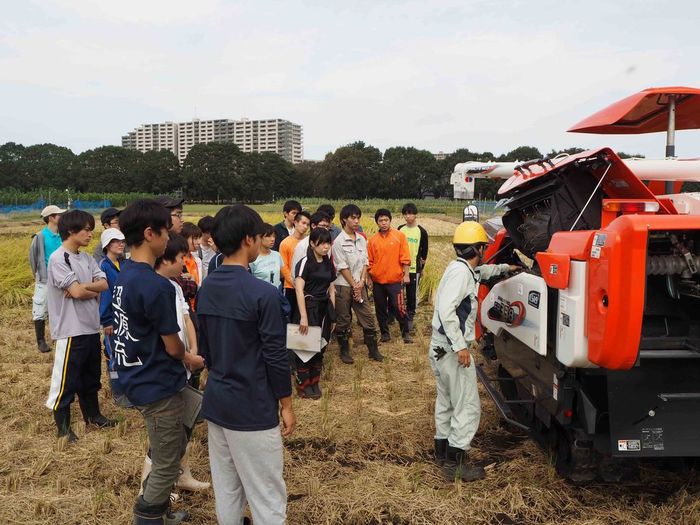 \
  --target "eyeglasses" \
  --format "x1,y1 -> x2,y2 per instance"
171,213 -> 183,219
